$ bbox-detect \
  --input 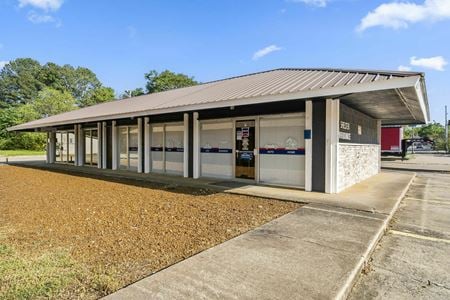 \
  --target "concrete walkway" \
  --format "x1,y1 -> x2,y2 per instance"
349,172 -> 450,299
105,172 -> 415,300
382,153 -> 450,173
225,171 -> 412,214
